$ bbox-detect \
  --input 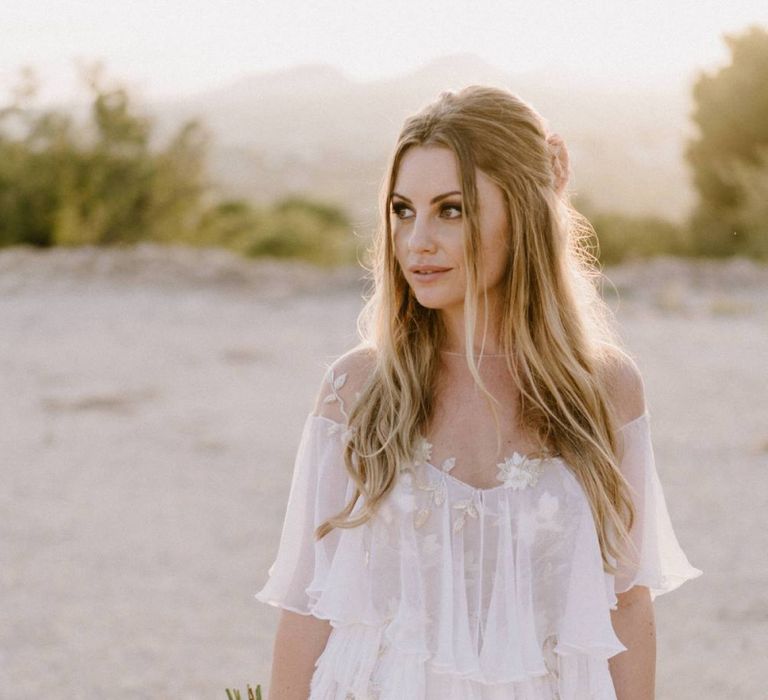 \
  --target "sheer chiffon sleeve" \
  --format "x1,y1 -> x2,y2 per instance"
253,412 -> 352,616
613,411 -> 703,599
